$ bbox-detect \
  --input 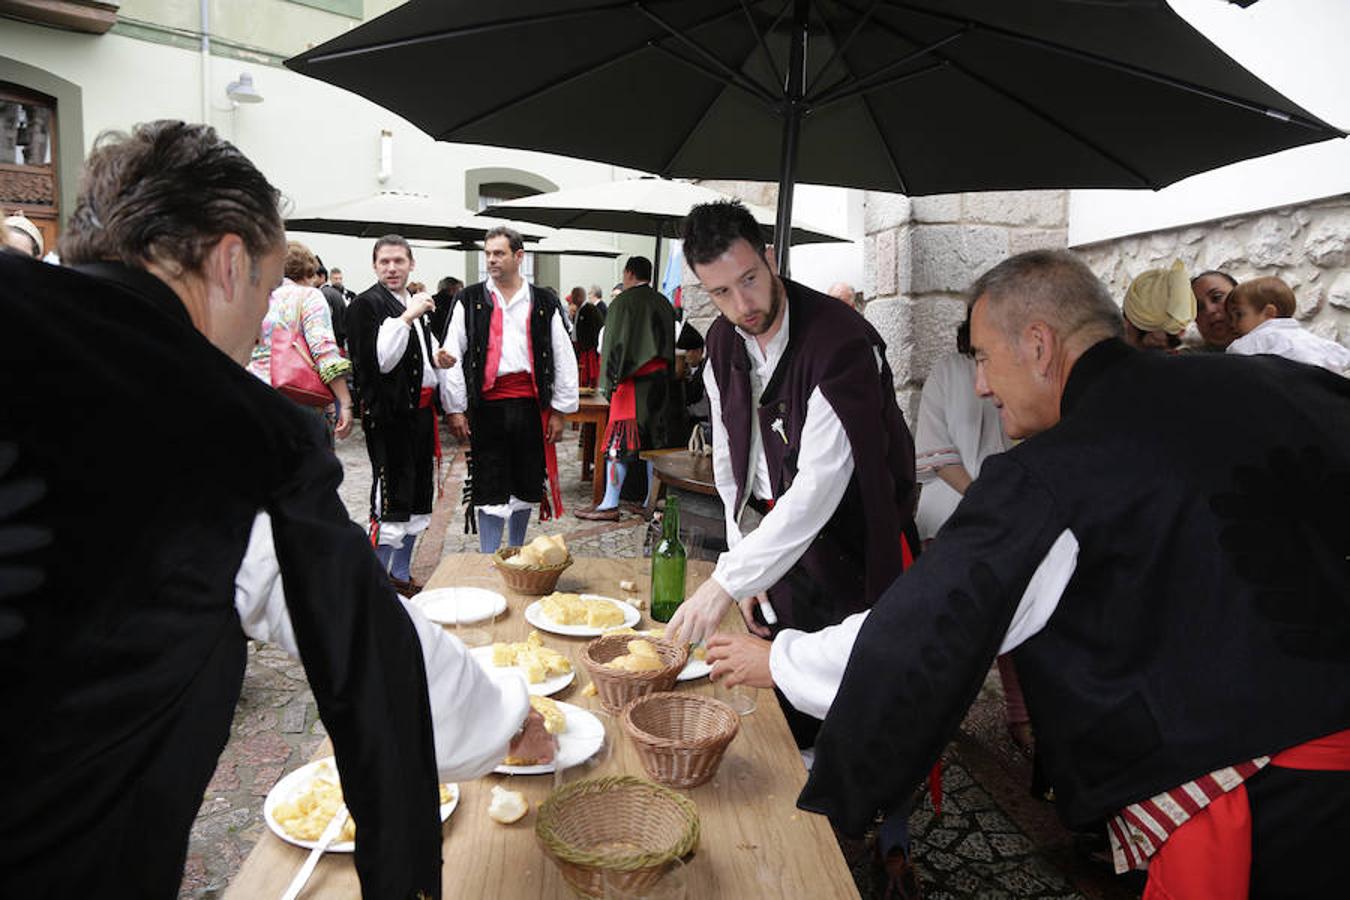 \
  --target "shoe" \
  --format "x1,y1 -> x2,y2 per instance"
389,575 -> 422,598
574,505 -> 620,522
880,849 -> 922,900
